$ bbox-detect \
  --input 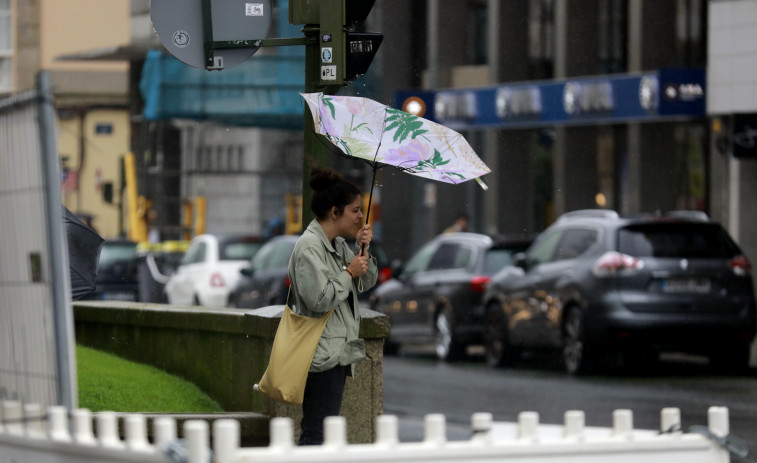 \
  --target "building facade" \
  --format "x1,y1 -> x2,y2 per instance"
365,0 -> 757,271
4,0 -> 131,238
